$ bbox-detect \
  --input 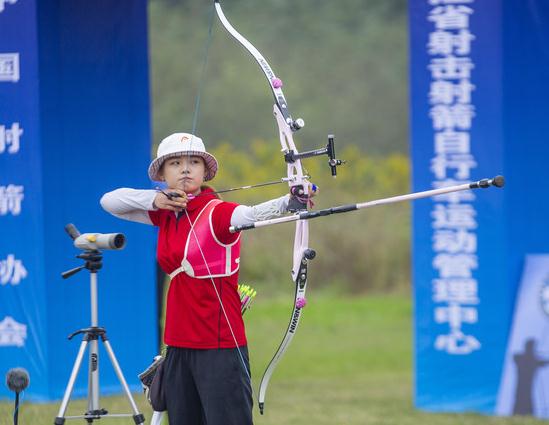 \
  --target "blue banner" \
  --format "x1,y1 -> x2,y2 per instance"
0,0 -> 49,398
0,0 -> 156,401
410,0 -> 549,413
